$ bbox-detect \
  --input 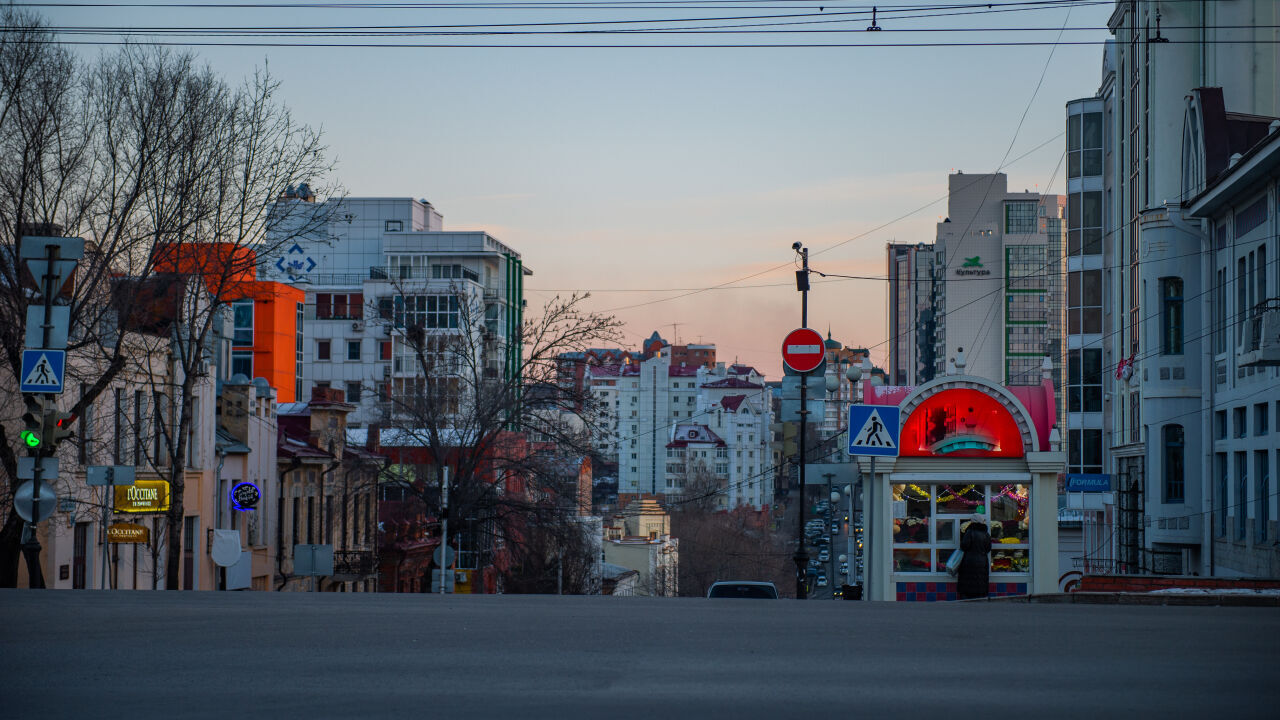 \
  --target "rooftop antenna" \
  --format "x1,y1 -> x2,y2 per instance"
866,6 -> 882,31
